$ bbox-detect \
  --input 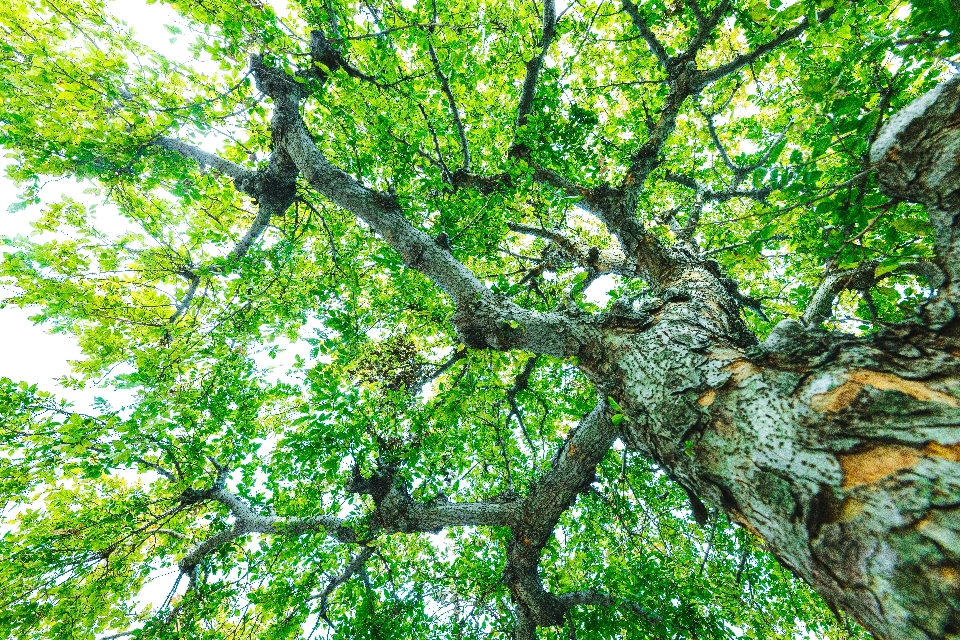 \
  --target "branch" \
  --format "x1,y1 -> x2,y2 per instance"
427,41 -> 470,171
555,589 -> 662,625
696,8 -> 836,89
309,547 -> 375,622
802,260 -> 881,328
154,136 -> 251,181
514,0 -> 557,132
507,222 -> 635,276
154,136 -> 298,259
308,30 -> 384,88
252,54 -> 585,357
663,171 -> 772,203
345,463 -> 521,533
871,75 -> 960,324
502,399 -> 620,628
704,113 -> 739,175
506,355 -> 539,457
178,485 -> 354,575
169,270 -> 200,324
680,0 -> 731,63
621,0 -> 670,70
